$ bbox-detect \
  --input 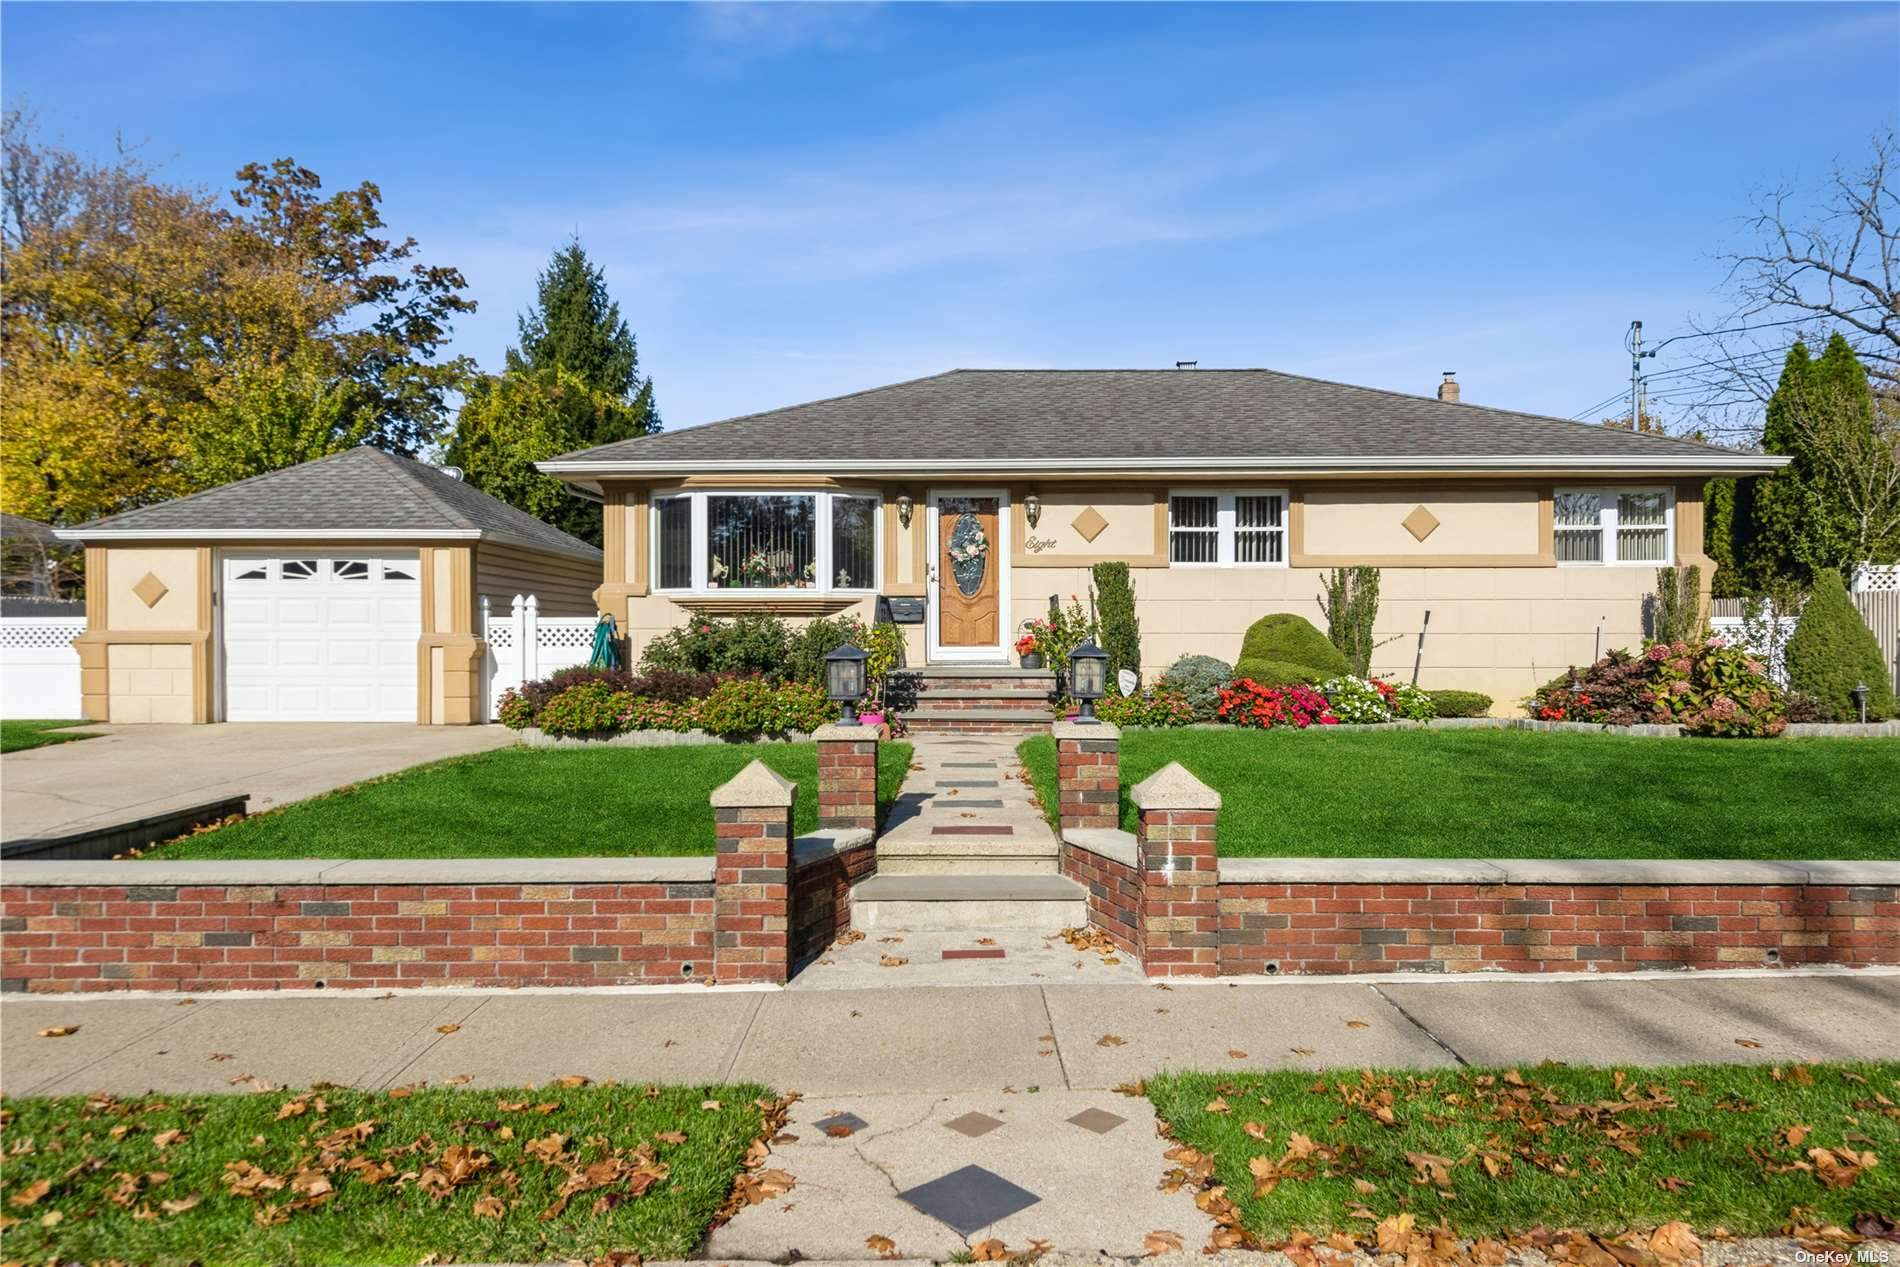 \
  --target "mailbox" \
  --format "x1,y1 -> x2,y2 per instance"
877,595 -> 927,624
